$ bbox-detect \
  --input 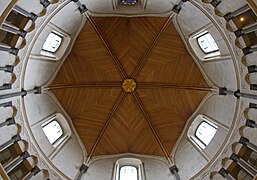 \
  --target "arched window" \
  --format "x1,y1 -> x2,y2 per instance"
197,32 -> 219,54
42,120 -> 63,144
113,158 -> 144,180
195,121 -> 217,146
42,32 -> 62,53
119,166 -> 138,180
35,25 -> 71,61
187,115 -> 218,149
